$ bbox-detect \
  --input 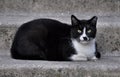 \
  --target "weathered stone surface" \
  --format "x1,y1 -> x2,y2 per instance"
0,50 -> 120,77
97,24 -> 120,56
0,0 -> 120,16
0,26 -> 17,50
0,0 -> 120,76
